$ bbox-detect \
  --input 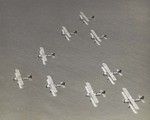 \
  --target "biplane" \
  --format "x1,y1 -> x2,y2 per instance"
79,12 -> 94,25
38,47 -> 55,65
46,75 -> 65,96
90,30 -> 107,45
61,26 -> 77,41
122,88 -> 145,114
13,69 -> 32,89
101,63 -> 122,85
85,82 -> 106,107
